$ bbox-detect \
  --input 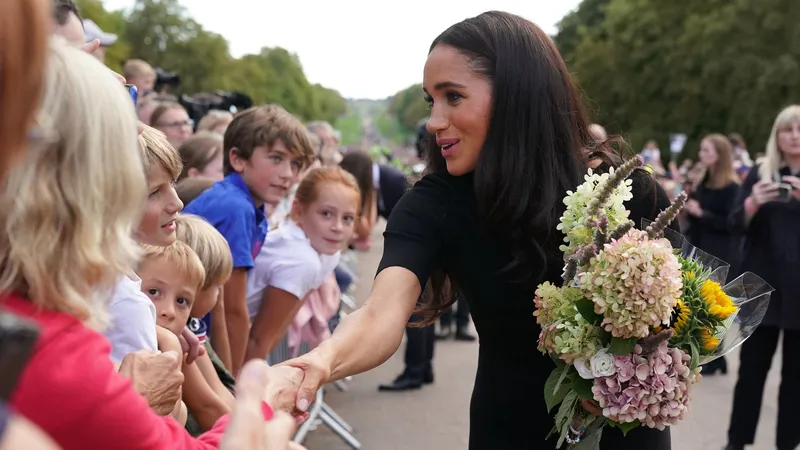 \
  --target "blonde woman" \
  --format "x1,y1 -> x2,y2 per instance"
725,105 -> 800,450
0,39 -> 302,450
